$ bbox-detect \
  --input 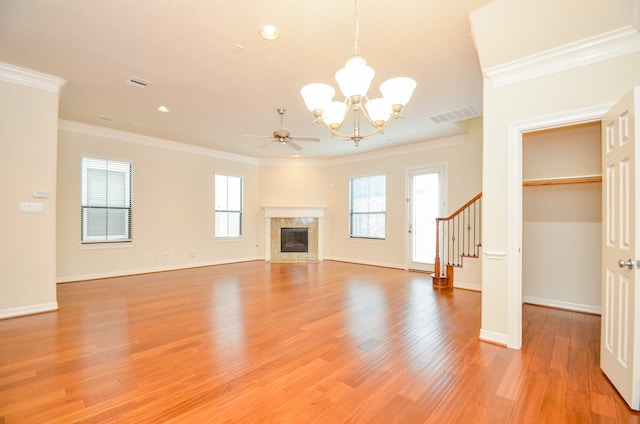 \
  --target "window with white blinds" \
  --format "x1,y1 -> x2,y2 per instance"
81,157 -> 132,243
350,174 -> 386,239
215,174 -> 242,238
